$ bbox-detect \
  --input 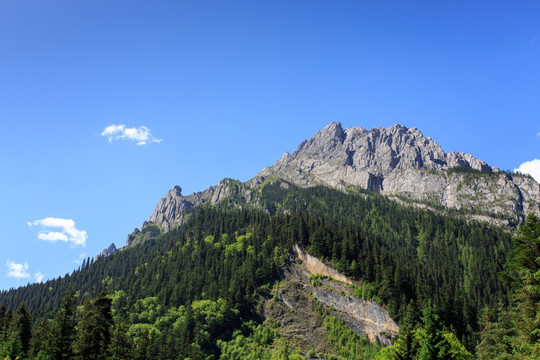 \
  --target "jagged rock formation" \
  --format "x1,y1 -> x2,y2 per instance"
258,122 -> 539,225
135,122 -> 539,240
145,180 -> 256,233
94,243 -> 118,261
